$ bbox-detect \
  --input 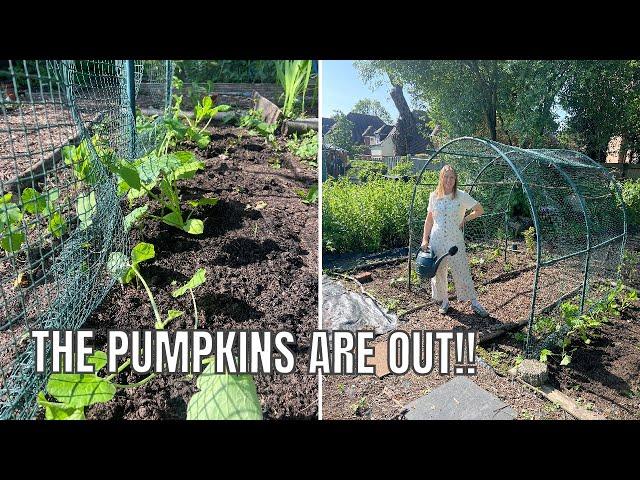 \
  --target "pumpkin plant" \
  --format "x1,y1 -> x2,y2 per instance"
38,245 -> 261,420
